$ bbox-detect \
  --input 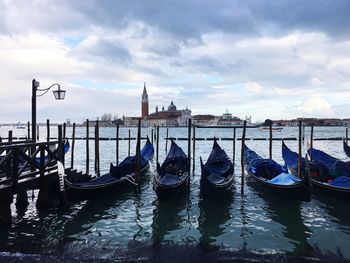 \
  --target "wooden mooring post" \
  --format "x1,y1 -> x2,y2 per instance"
27,121 -> 30,140
36,125 -> 39,141
310,124 -> 314,161
298,120 -> 302,178
156,126 -> 159,165
94,120 -> 100,177
116,123 -> 119,165
86,119 -> 89,175
46,119 -> 50,142
151,128 -> 154,145
269,122 -> 272,159
241,120 -> 247,194
165,128 -> 169,153
188,119 -> 192,176
128,129 -> 131,157
192,124 -> 196,173
135,119 -> 141,185
63,122 -> 66,139
71,123 -> 76,169
233,127 -> 236,173
346,127 -> 348,144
